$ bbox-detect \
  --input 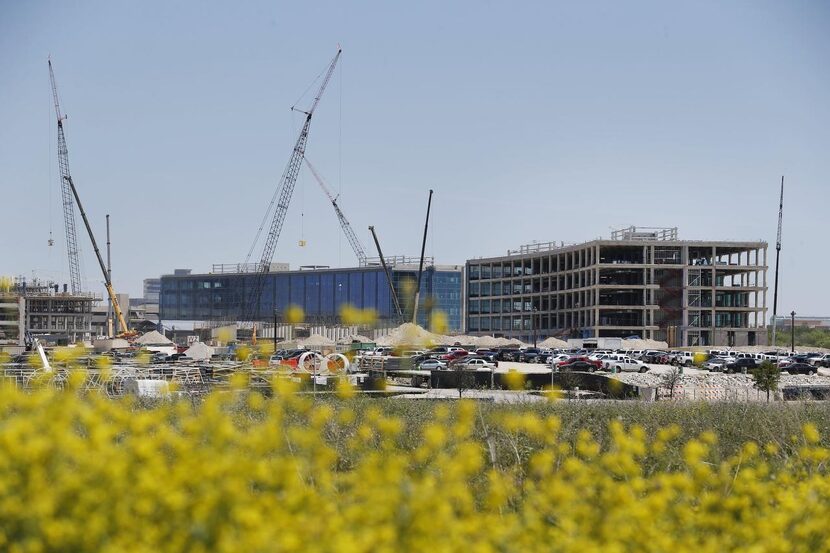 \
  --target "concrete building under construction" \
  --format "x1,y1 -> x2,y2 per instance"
1,278 -> 98,348
465,227 -> 768,347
